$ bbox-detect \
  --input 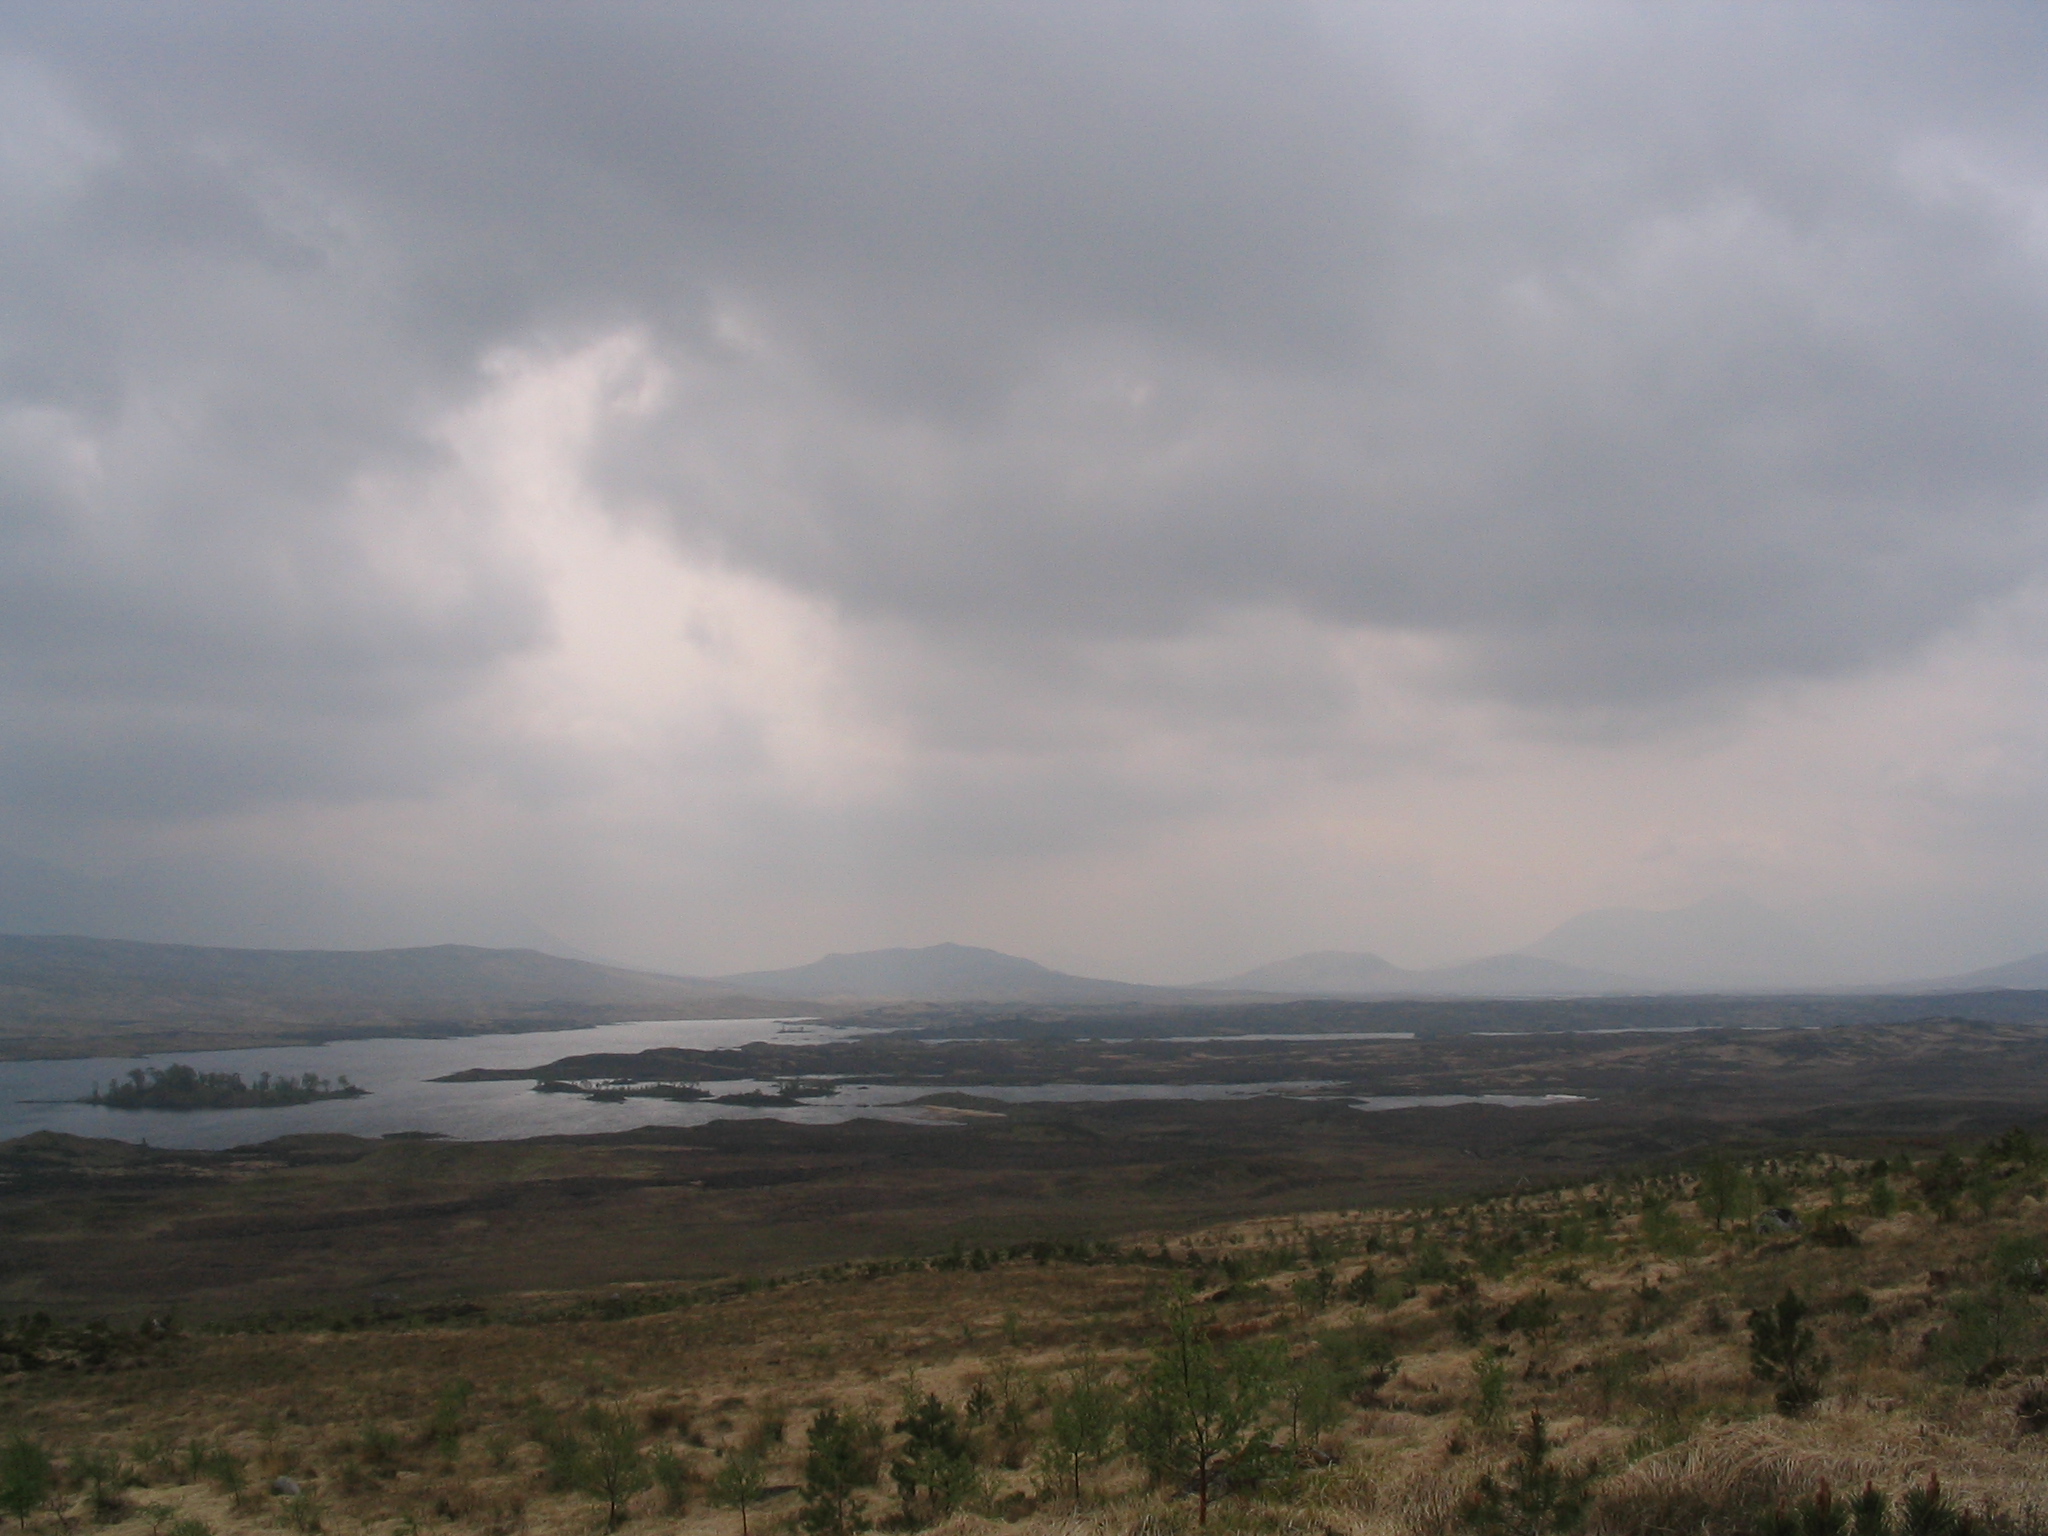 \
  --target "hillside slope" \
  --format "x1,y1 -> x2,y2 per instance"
0,934 -> 795,1057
